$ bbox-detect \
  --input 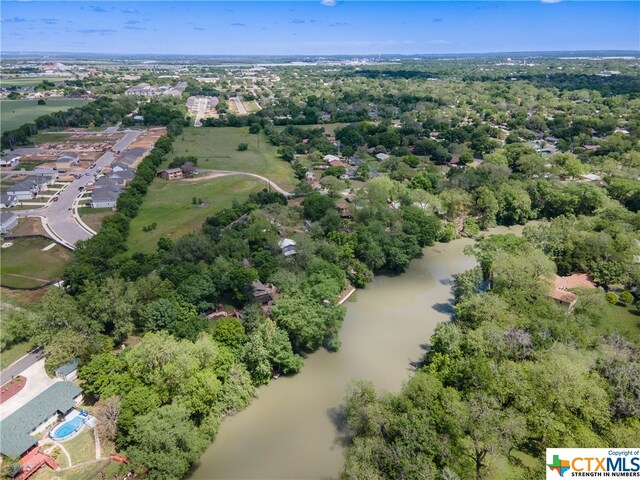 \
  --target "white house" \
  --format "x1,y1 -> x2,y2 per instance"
1,193 -> 17,208
7,179 -> 39,200
278,238 -> 297,257
0,212 -> 18,235
323,154 -> 340,163
0,154 -> 20,168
